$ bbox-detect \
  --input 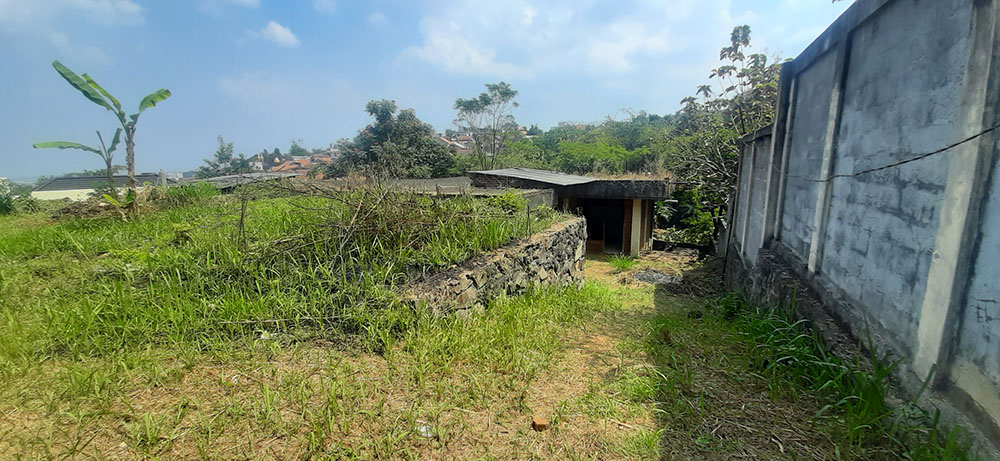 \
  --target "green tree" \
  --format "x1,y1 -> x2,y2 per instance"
525,124 -> 543,136
33,129 -> 123,198
288,141 -> 308,157
197,136 -> 249,178
8,181 -> 33,197
0,178 -> 11,214
498,140 -> 547,169
551,141 -> 641,175
43,60 -> 171,214
327,100 -> 455,178
657,24 -> 781,241
454,82 -> 520,170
